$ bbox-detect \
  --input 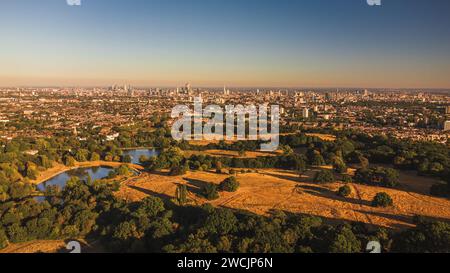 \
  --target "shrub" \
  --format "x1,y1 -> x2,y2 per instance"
121,154 -> 132,163
203,183 -> 219,200
0,228 -> 9,249
219,176 -> 240,192
341,175 -> 353,183
329,225 -> 362,253
337,185 -> 352,197
90,152 -> 100,161
314,170 -> 335,184
372,192 -> 393,207
204,209 -> 238,235
334,164 -> 348,174
169,164 -> 188,176
355,167 -> 399,188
